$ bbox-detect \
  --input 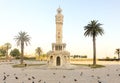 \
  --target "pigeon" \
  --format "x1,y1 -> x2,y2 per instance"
28,78 -> 31,80
3,72 -> 6,74
15,76 -> 18,79
118,74 -> 120,76
97,76 -> 100,79
25,64 -> 27,67
107,74 -> 109,76
63,75 -> 66,78
32,76 -> 35,79
98,80 -> 102,83
38,80 -> 41,82
91,75 -> 94,77
3,75 -> 6,80
7,75 -> 10,77
53,73 -> 56,75
74,79 -> 77,82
